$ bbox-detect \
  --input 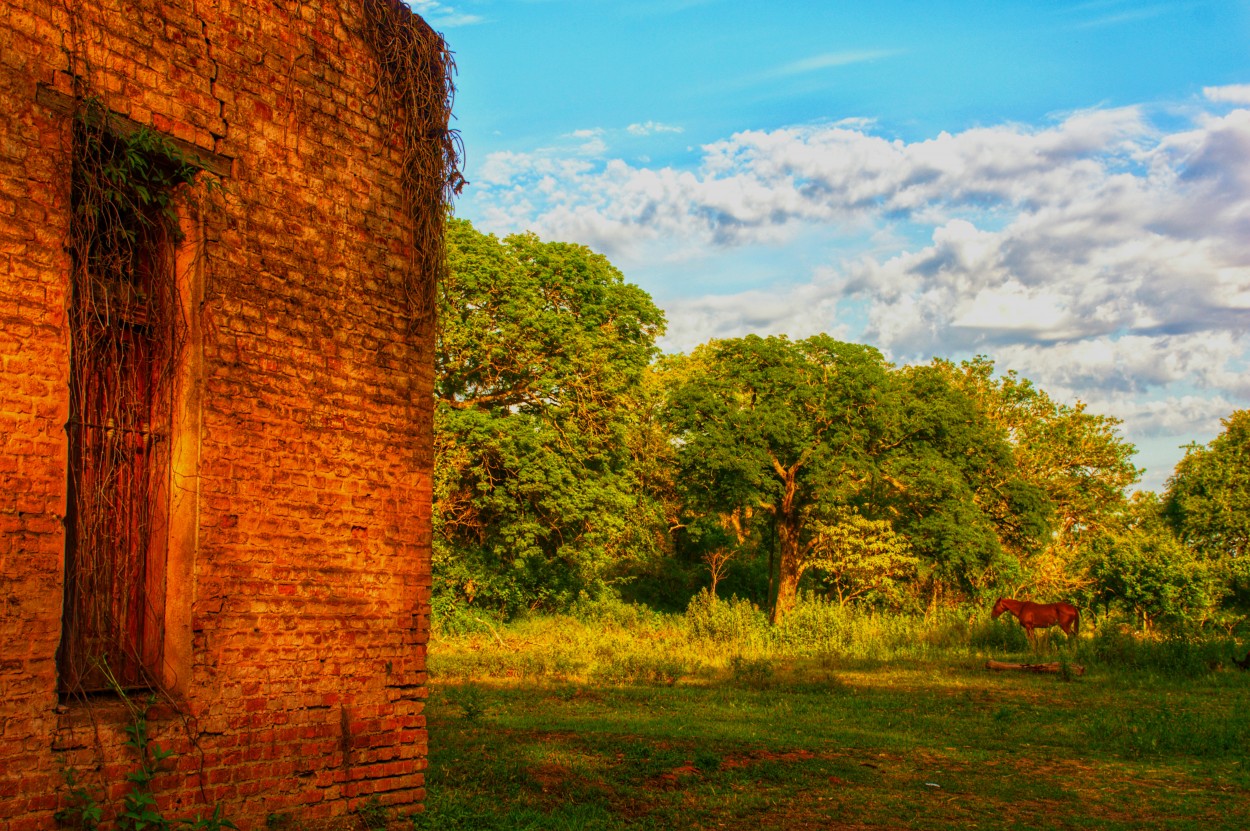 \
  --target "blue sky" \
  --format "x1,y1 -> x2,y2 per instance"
413,0 -> 1250,492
